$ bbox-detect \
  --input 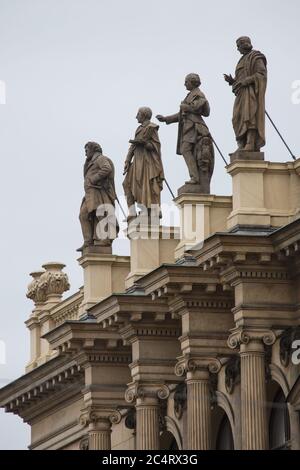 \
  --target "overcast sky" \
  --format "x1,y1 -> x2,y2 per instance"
0,0 -> 299,449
